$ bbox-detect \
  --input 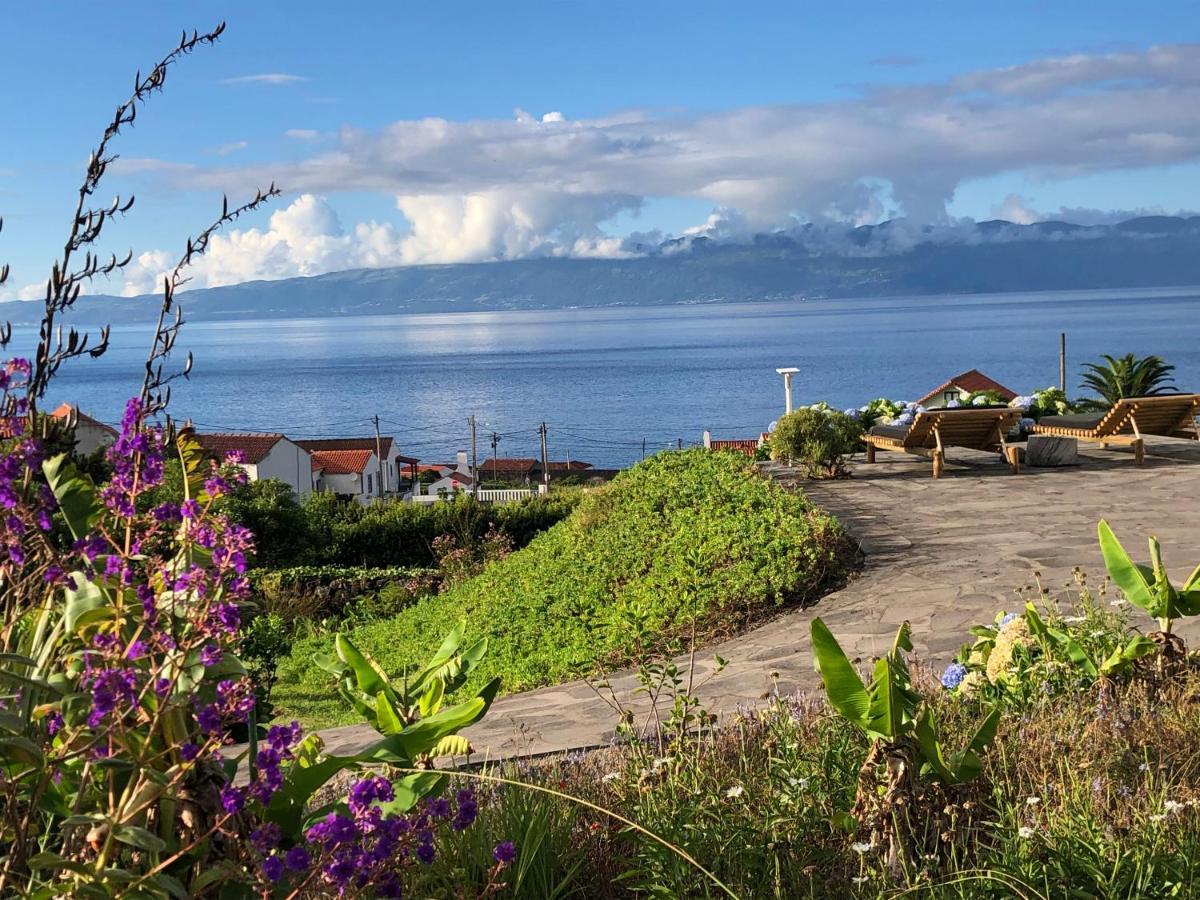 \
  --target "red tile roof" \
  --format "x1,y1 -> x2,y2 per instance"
310,448 -> 374,475
710,439 -> 761,457
48,403 -> 118,438
448,471 -> 473,485
544,460 -> 593,471
195,432 -> 285,464
295,437 -> 418,464
480,457 -> 539,473
918,369 -> 1017,405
